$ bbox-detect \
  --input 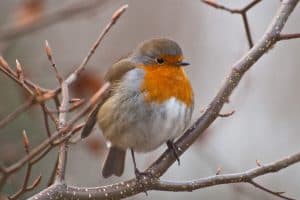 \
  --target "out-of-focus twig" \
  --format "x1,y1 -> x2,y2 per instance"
0,83 -> 110,191
0,0 -> 108,42
45,40 -> 63,84
64,4 -> 128,85
0,98 -> 34,129
47,155 -> 59,186
9,130 -> 42,200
